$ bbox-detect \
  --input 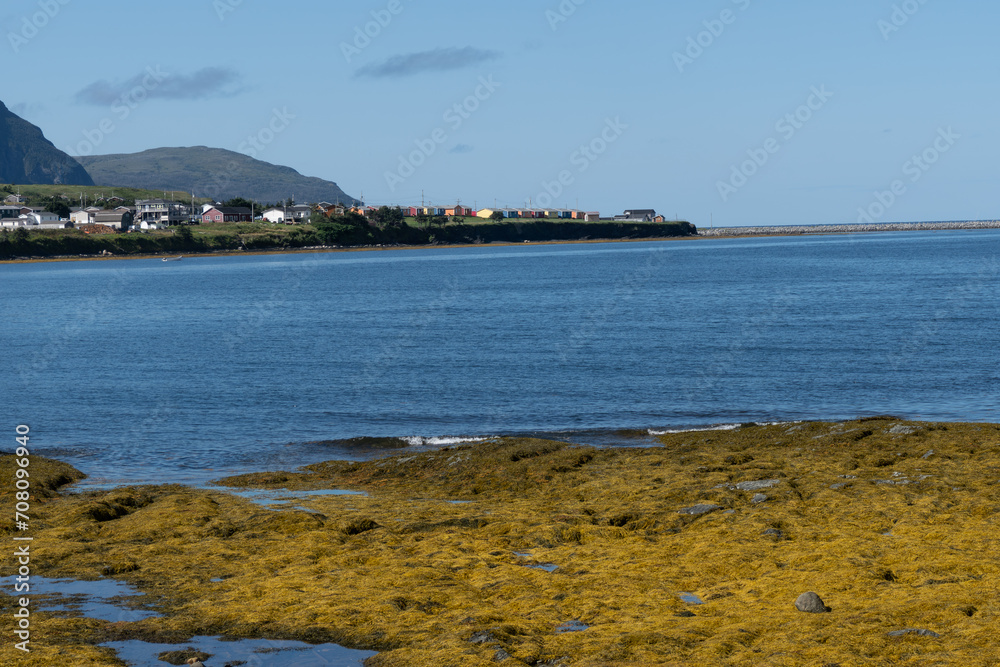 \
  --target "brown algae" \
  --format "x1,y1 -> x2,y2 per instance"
1,420 -> 999,665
